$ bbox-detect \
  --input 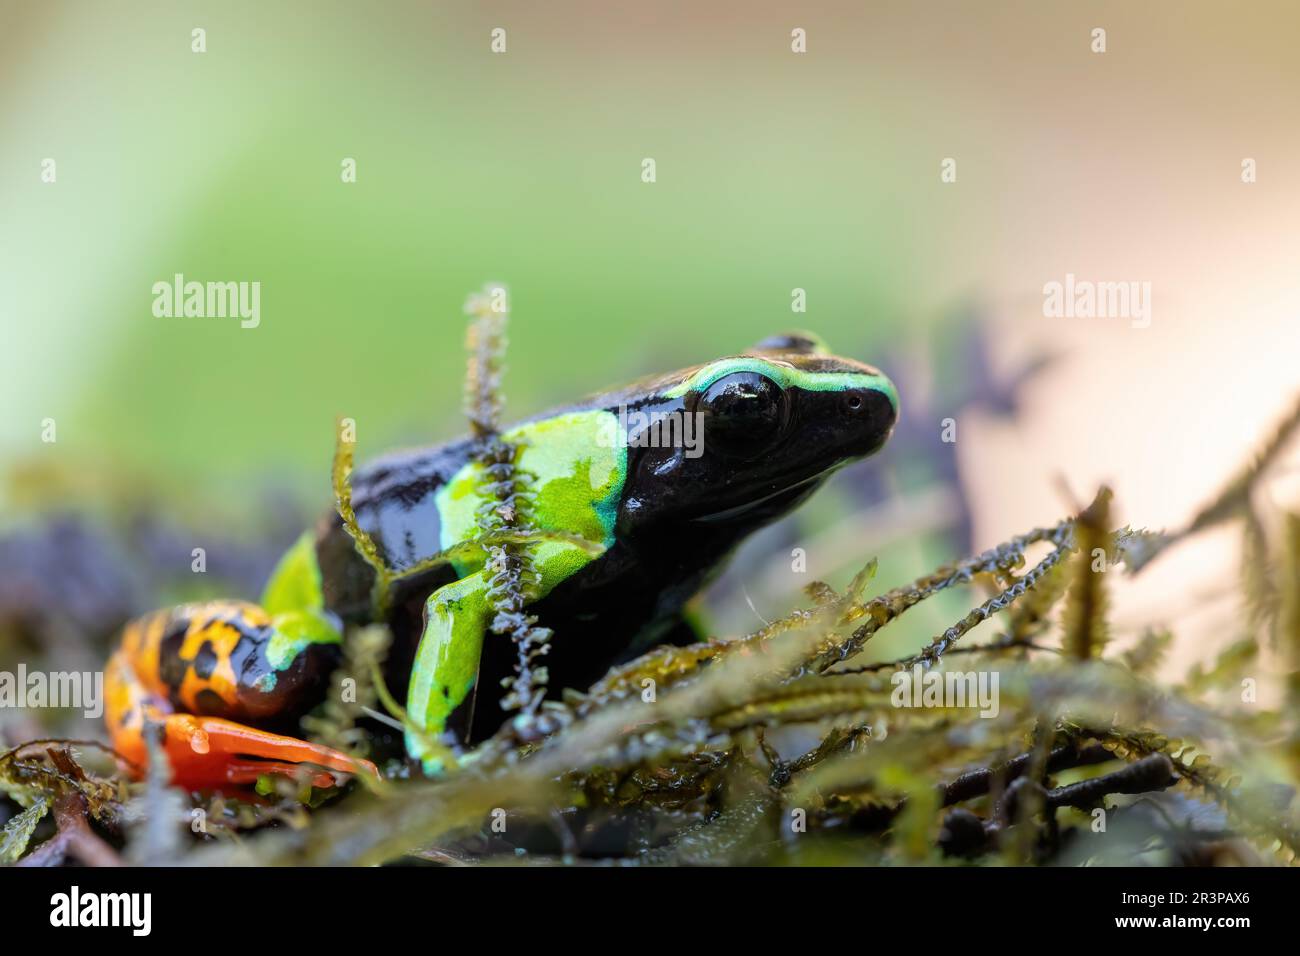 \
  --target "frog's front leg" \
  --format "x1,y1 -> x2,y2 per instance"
404,571 -> 493,770
404,538 -> 602,769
